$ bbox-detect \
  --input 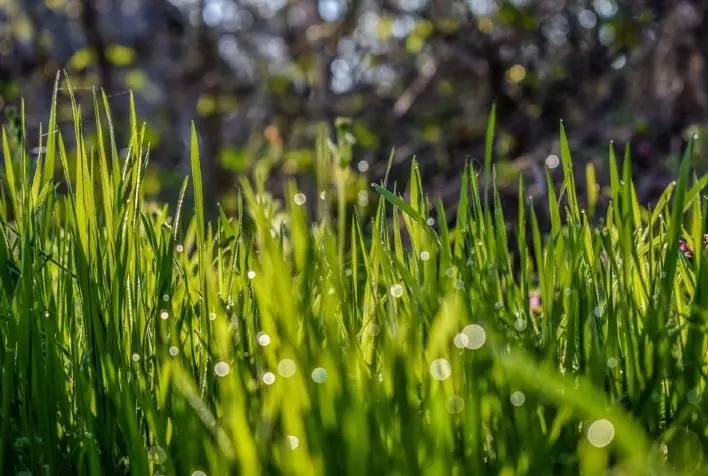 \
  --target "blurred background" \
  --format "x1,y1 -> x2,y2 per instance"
1,0 -> 708,217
